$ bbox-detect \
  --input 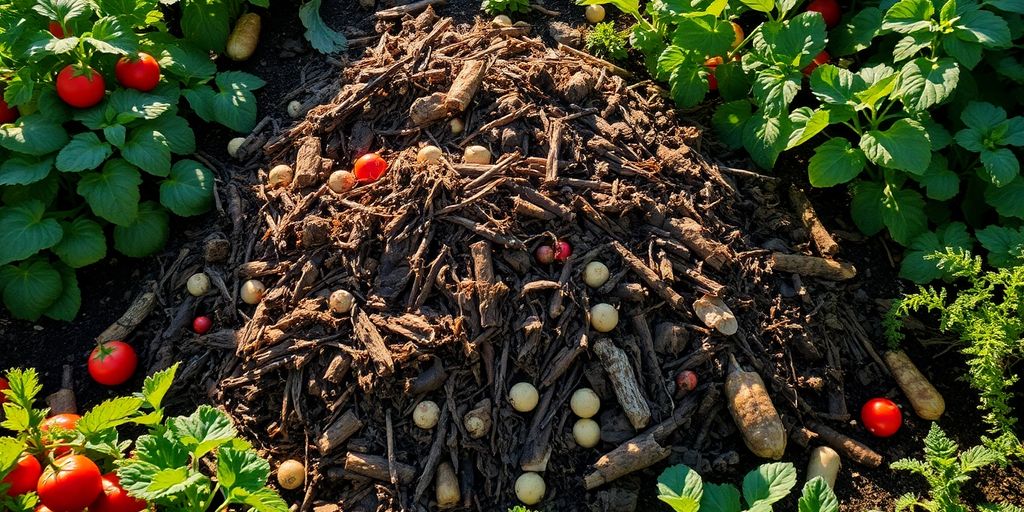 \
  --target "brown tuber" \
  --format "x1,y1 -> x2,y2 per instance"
463,399 -> 492,439
276,459 -> 305,490
883,350 -> 945,420
725,354 -> 787,459
226,13 -> 260,61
